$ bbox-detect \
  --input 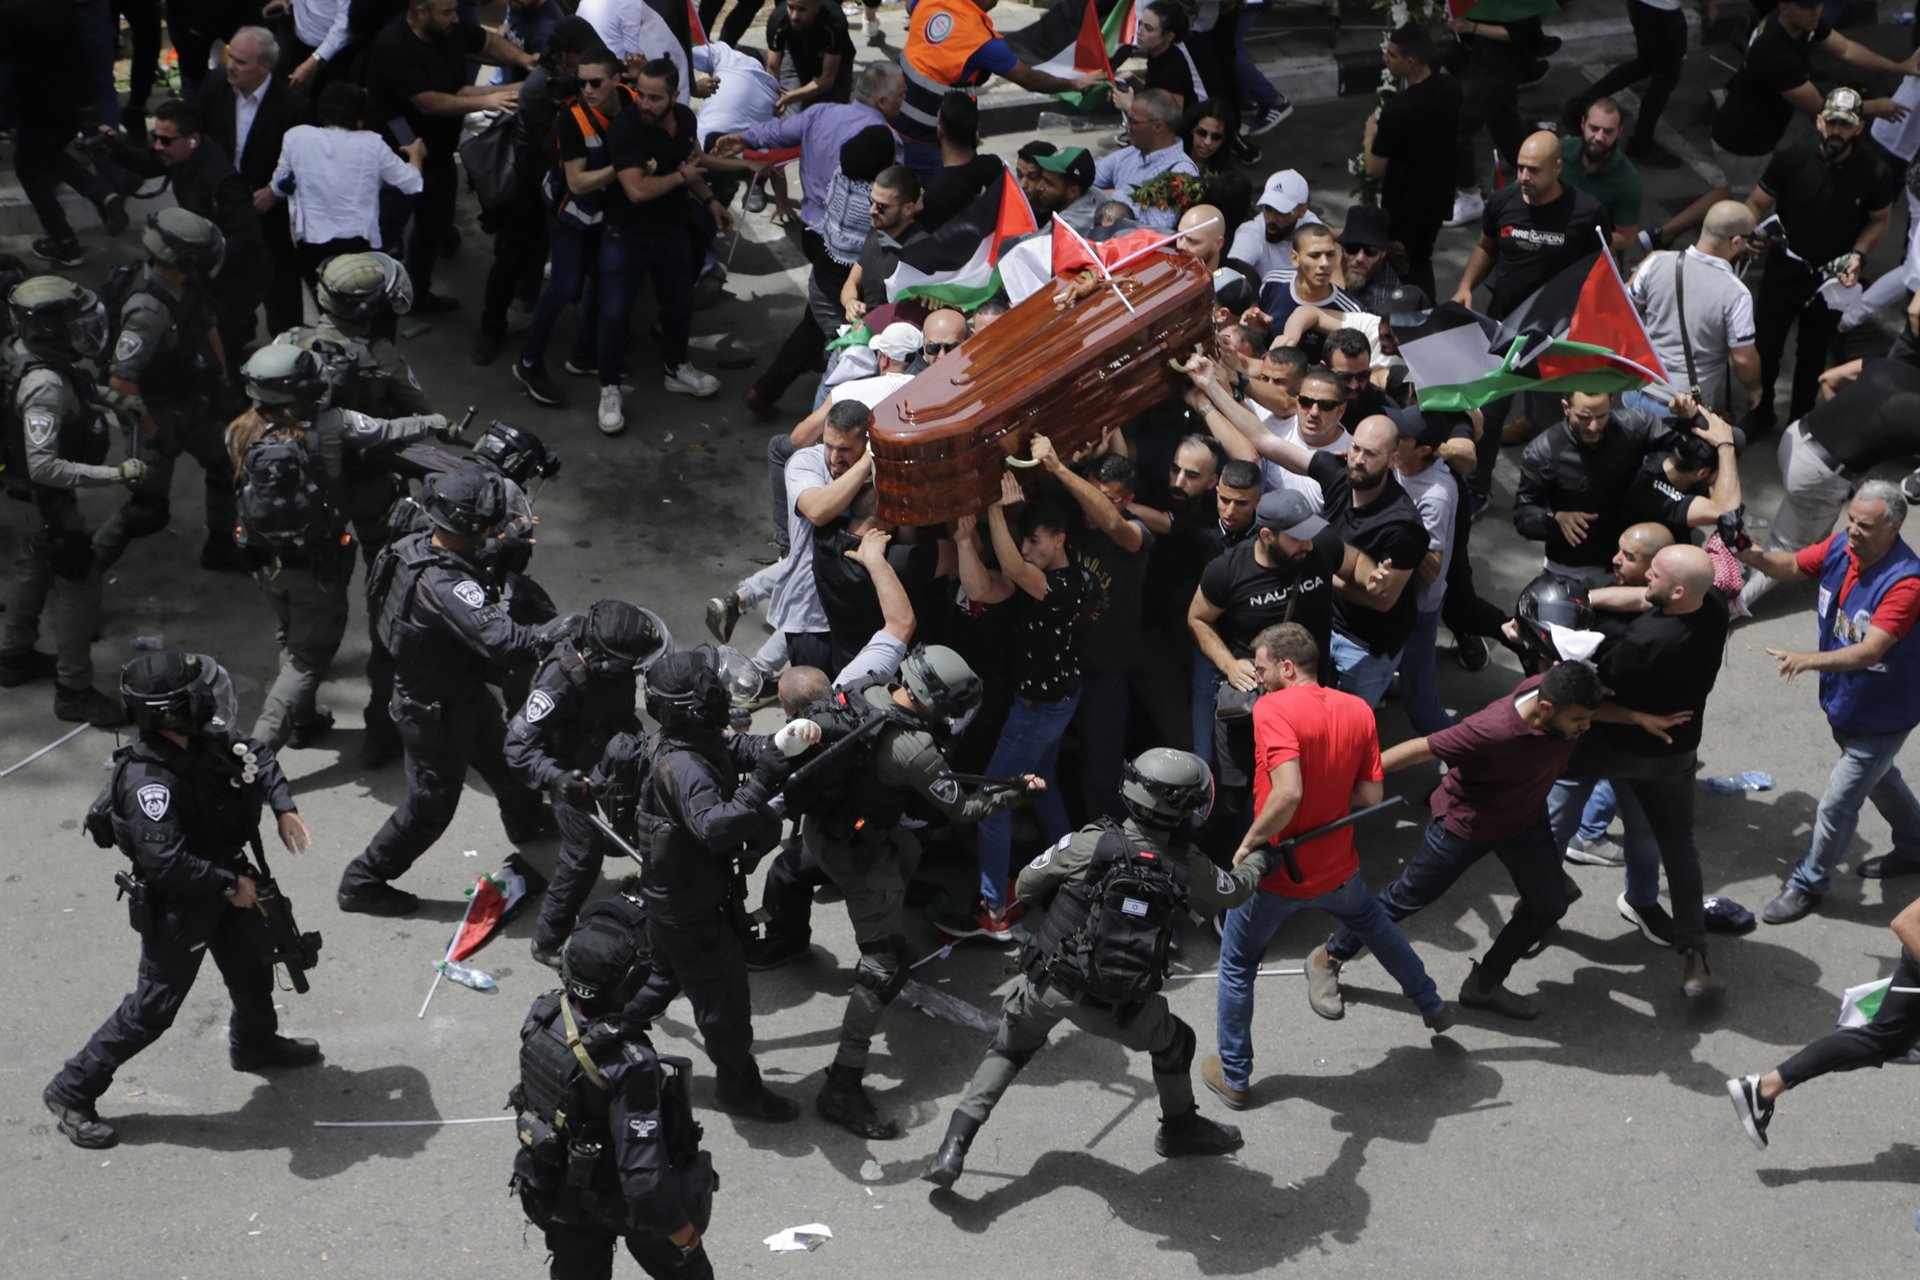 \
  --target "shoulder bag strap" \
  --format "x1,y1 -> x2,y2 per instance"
1671,251 -> 1699,395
